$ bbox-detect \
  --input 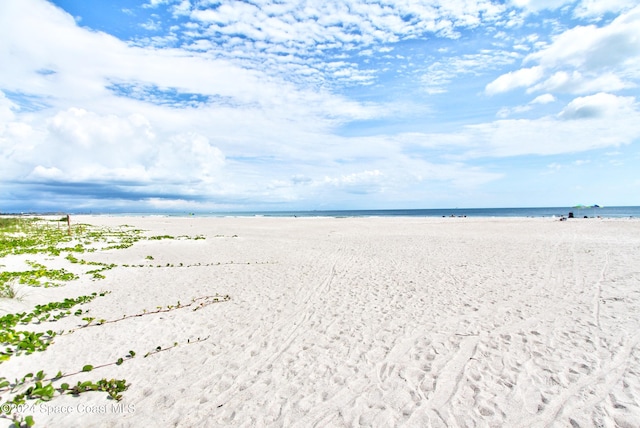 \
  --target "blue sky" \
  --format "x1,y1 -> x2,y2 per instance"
1,0 -> 639,212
